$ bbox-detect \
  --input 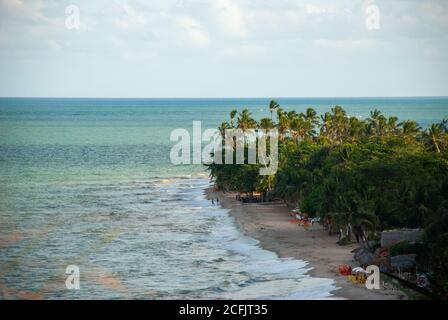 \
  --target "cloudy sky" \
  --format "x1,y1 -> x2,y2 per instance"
0,0 -> 447,97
